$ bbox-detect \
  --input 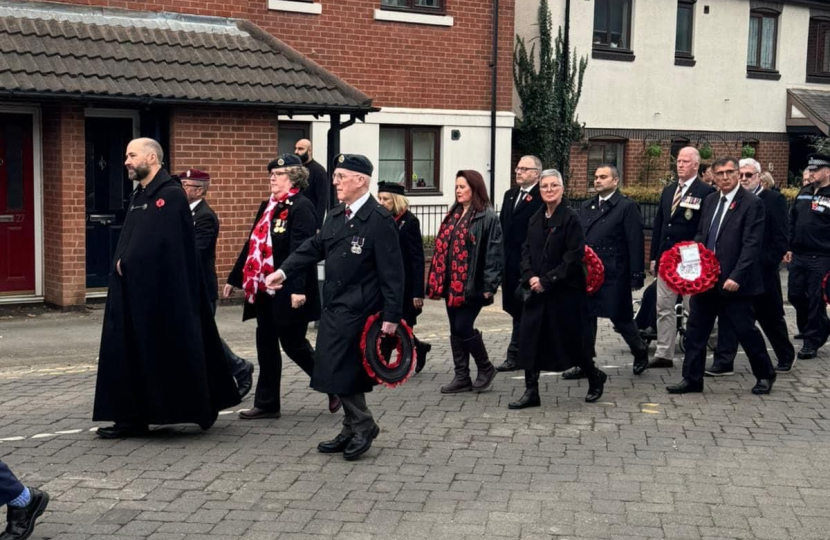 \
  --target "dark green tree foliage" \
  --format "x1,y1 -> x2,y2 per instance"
513,0 -> 587,185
